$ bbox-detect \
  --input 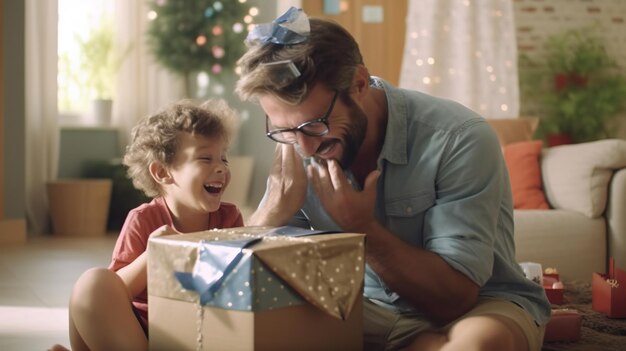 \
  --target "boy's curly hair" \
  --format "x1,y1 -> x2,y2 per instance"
123,99 -> 237,197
